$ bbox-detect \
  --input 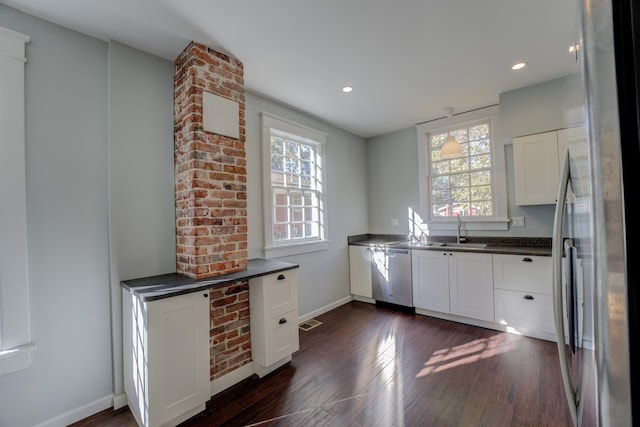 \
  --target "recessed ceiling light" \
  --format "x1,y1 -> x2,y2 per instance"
511,62 -> 527,71
342,86 -> 353,93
